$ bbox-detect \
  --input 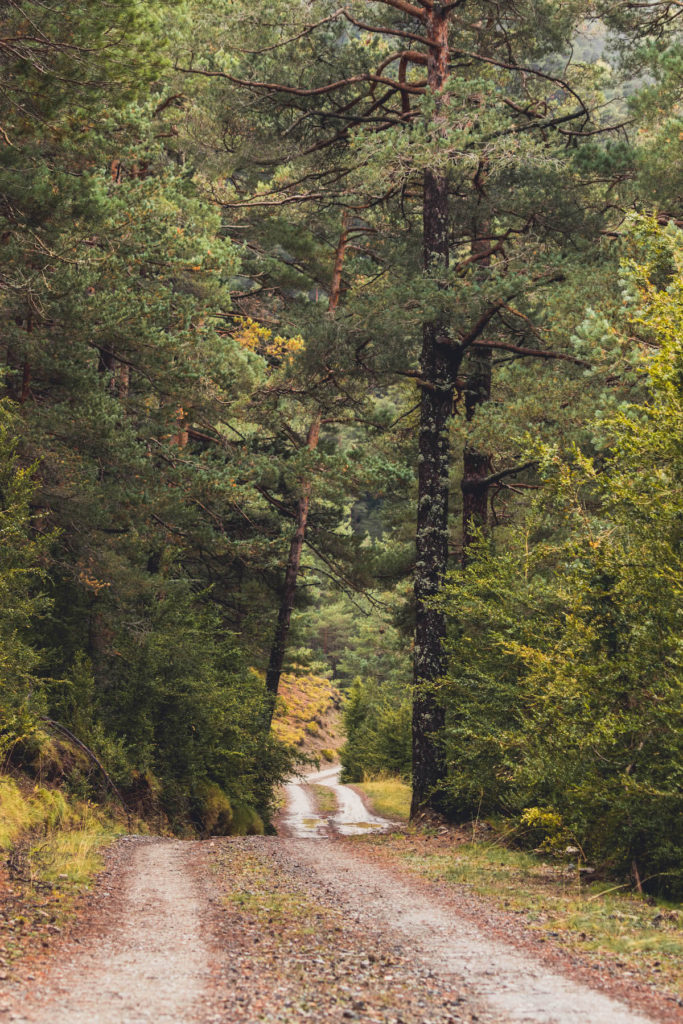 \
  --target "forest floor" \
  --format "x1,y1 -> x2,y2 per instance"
0,776 -> 680,1024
